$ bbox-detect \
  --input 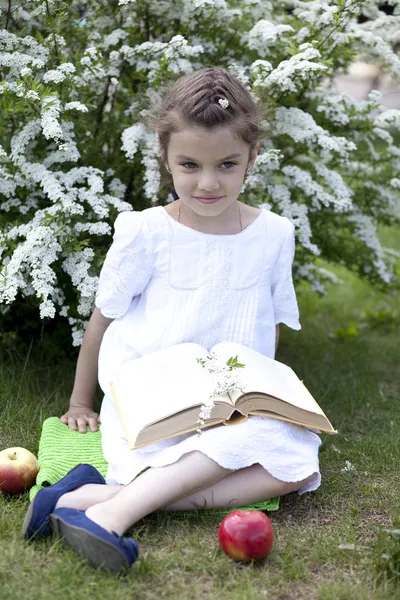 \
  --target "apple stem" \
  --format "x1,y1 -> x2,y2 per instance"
10,452 -> 17,460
